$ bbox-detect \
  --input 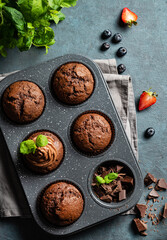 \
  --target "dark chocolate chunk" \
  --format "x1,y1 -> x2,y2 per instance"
148,189 -> 160,199
119,189 -> 126,201
144,173 -> 155,186
121,176 -> 134,186
155,178 -> 167,190
134,218 -> 147,232
112,180 -> 122,195
136,204 -> 147,218
100,195 -> 113,203
92,185 -> 104,197
101,169 -> 111,178
116,165 -> 124,172
163,203 -> 167,218
140,232 -> 148,236
100,184 -> 113,196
